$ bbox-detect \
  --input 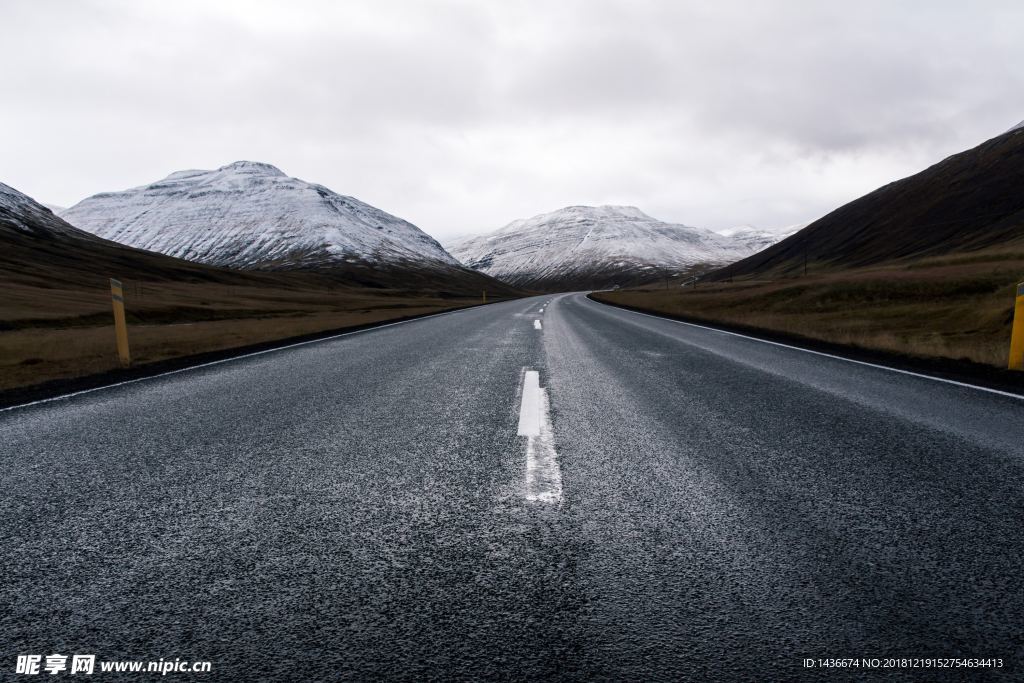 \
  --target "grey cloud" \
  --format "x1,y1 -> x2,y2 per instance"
1,0 -> 1021,239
